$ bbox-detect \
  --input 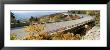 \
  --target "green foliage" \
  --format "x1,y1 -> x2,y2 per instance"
86,10 -> 100,25
11,12 -> 30,28
11,22 -> 29,28
39,13 -> 64,23
68,10 -> 87,14
10,33 -> 17,40
11,12 -> 16,23
29,16 -> 36,22
11,12 -> 15,19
